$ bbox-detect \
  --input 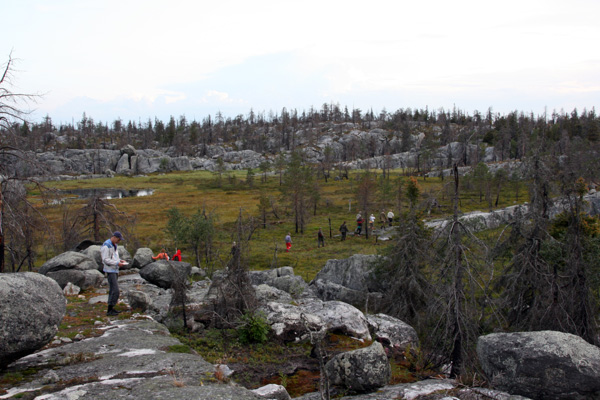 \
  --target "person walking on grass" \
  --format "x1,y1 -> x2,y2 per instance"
285,233 -> 292,252
339,221 -> 348,241
387,210 -> 395,226
356,215 -> 363,235
379,211 -> 387,229
102,231 -> 127,316
317,228 -> 325,248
